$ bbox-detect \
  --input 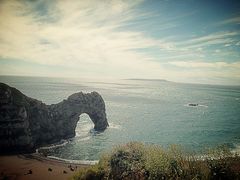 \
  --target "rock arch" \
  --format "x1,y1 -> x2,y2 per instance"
0,83 -> 108,153
50,91 -> 109,137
